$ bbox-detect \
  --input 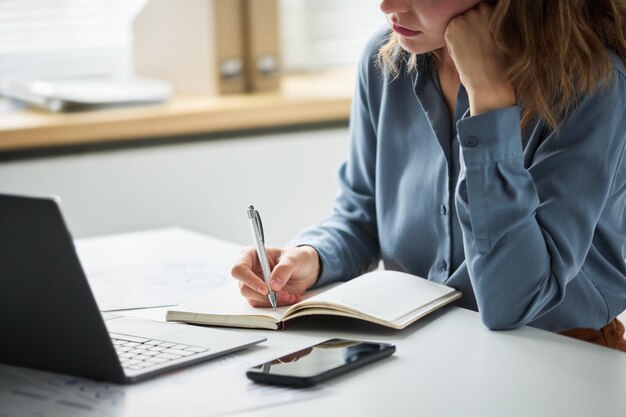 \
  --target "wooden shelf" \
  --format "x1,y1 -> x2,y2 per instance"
0,69 -> 355,152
